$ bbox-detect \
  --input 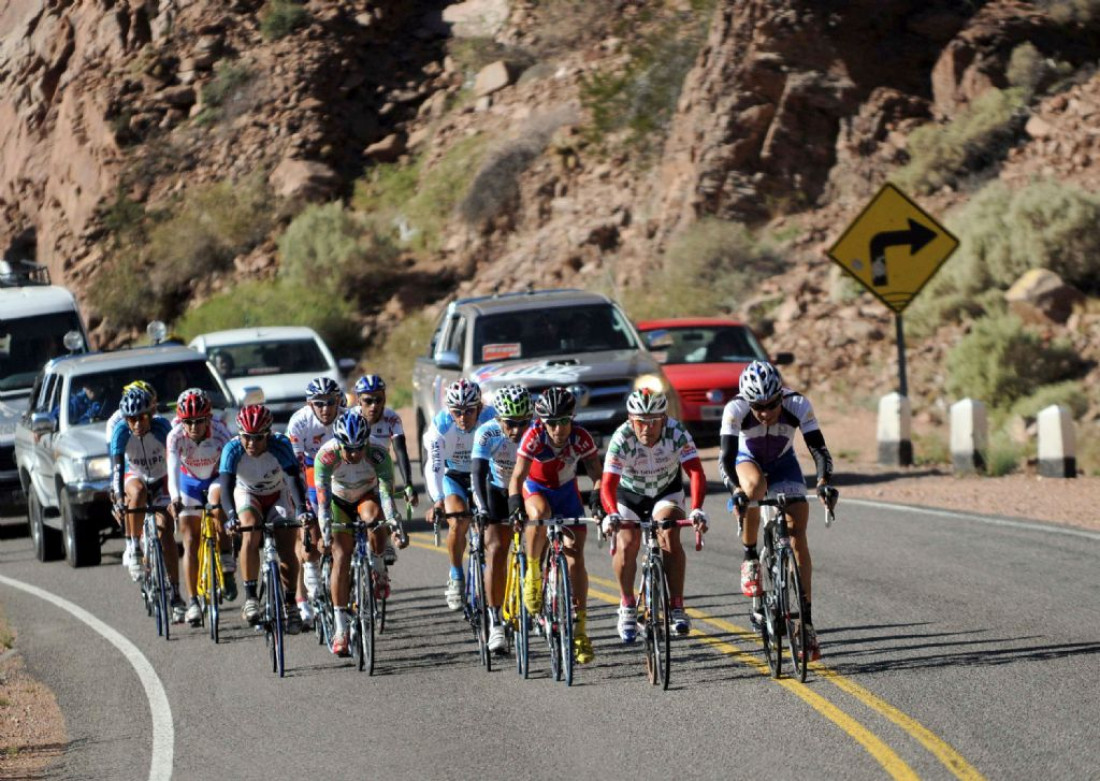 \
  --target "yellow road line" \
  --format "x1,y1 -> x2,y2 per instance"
405,535 -> 919,780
